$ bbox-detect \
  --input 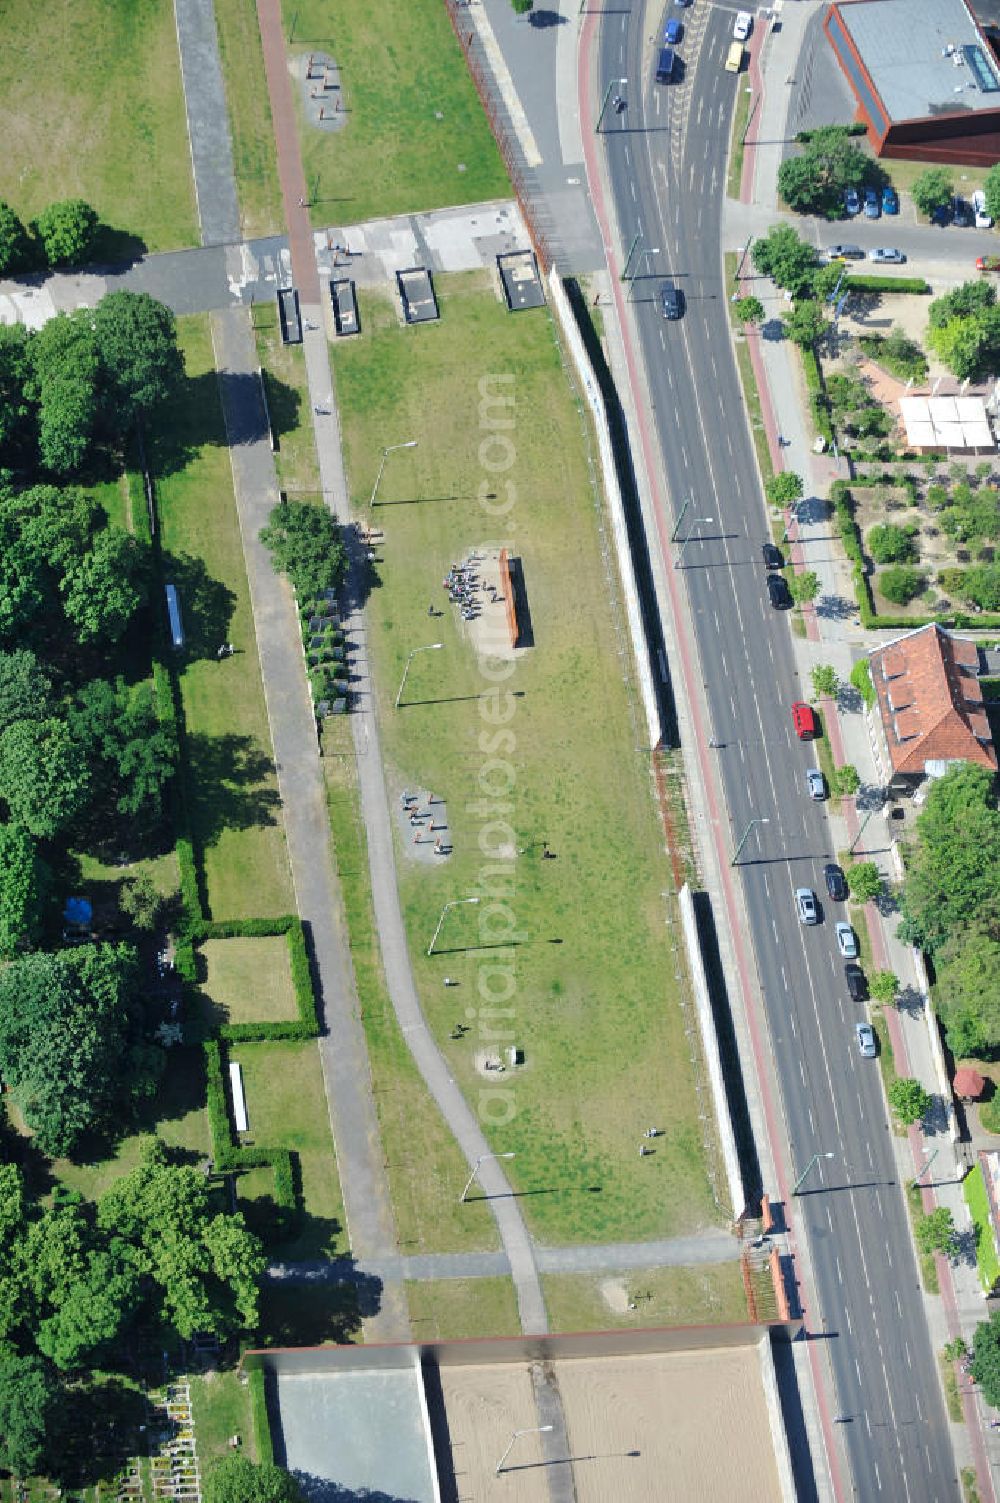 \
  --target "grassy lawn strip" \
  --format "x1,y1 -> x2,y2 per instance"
0,0 -> 197,253
232,1040 -> 347,1260
323,718 -> 499,1253
726,81 -> 754,200
280,0 -> 508,222
200,937 -> 299,1024
938,1352 -> 964,1424
191,1370 -> 254,1464
331,278 -> 722,1245
905,1182 -> 940,1295
214,0 -> 283,238
725,255 -> 775,491
962,1467 -> 983,1503
252,301 -> 322,497
543,1264 -> 748,1332
964,1162 -> 1000,1294
405,1278 -> 521,1340
152,315 -> 294,920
